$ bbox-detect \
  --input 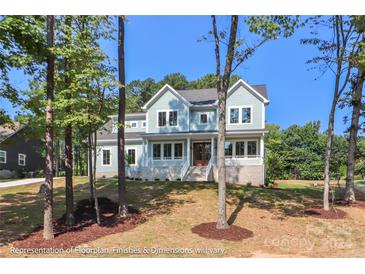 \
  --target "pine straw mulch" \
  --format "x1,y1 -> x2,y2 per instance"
12,197 -> 145,249
303,207 -> 347,219
191,222 -> 254,241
